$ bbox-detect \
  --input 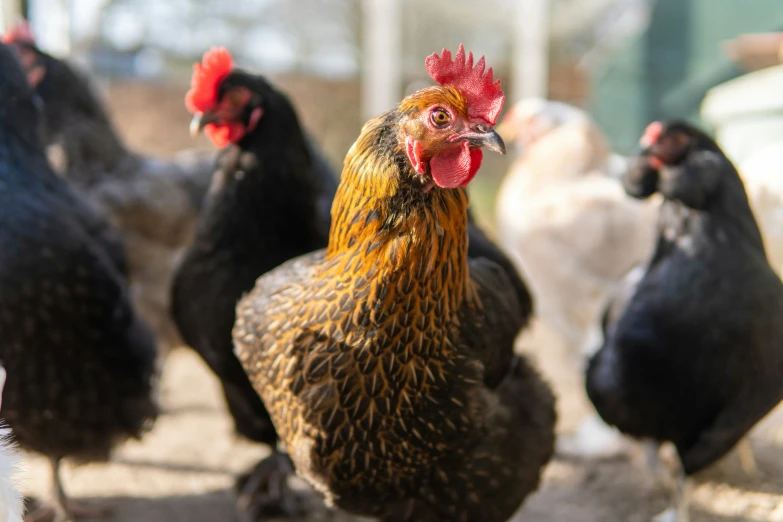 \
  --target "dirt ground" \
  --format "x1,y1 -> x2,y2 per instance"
15,81 -> 783,522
